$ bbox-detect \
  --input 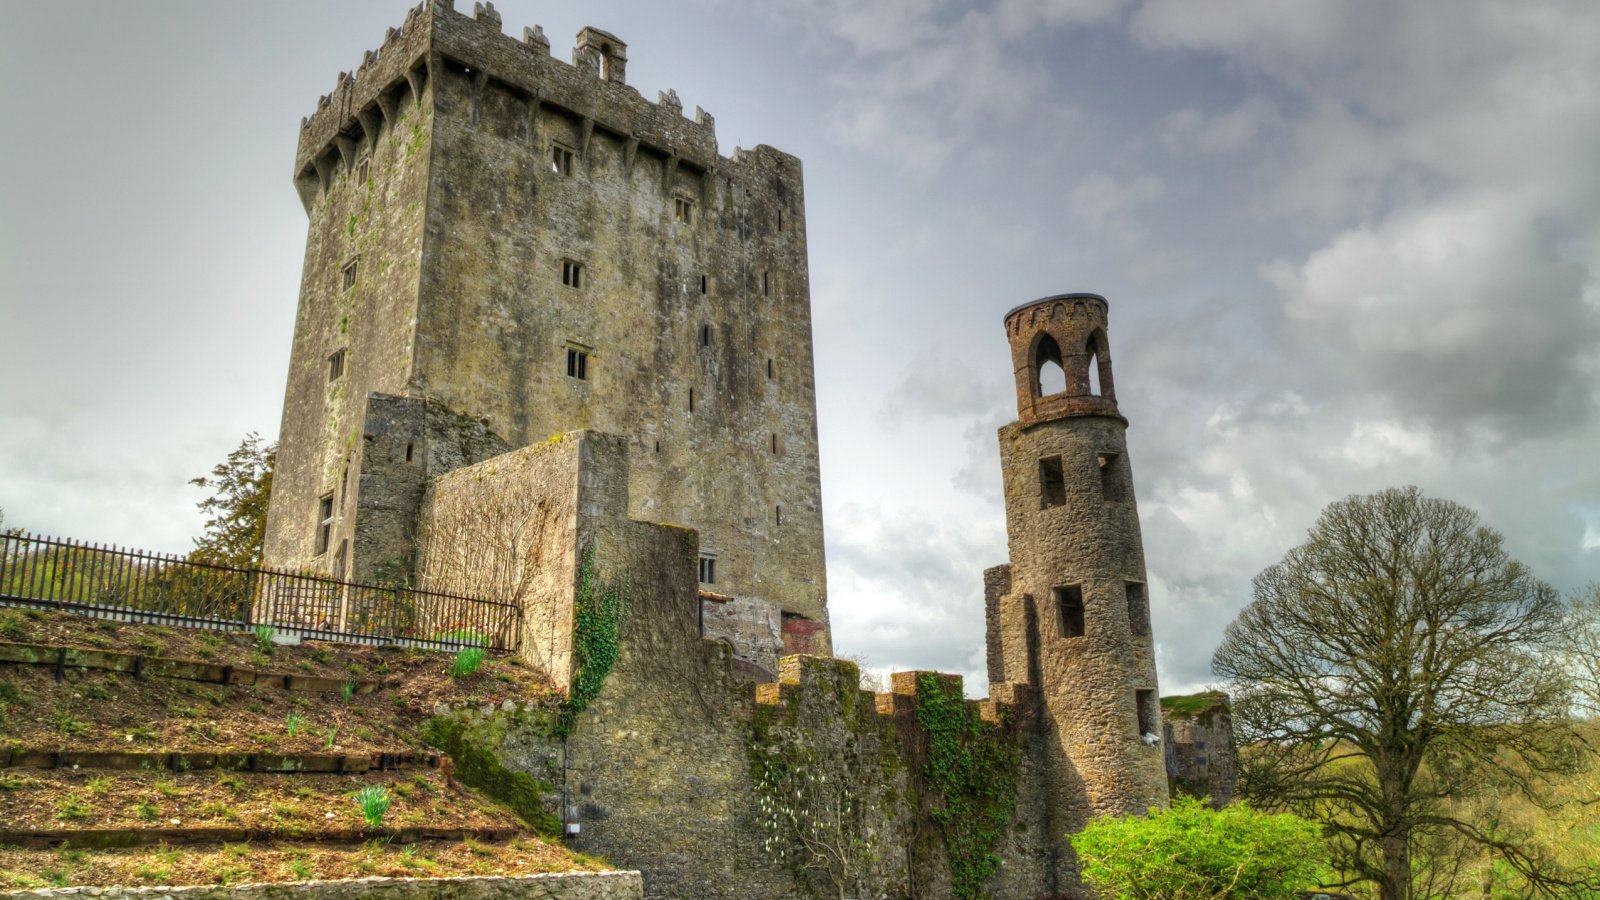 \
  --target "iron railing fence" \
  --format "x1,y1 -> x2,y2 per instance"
0,532 -> 520,653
